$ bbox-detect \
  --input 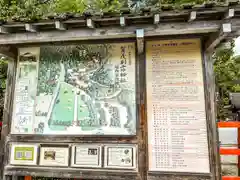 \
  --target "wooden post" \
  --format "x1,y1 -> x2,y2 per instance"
0,45 -> 18,180
136,29 -> 146,180
203,51 -> 222,180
